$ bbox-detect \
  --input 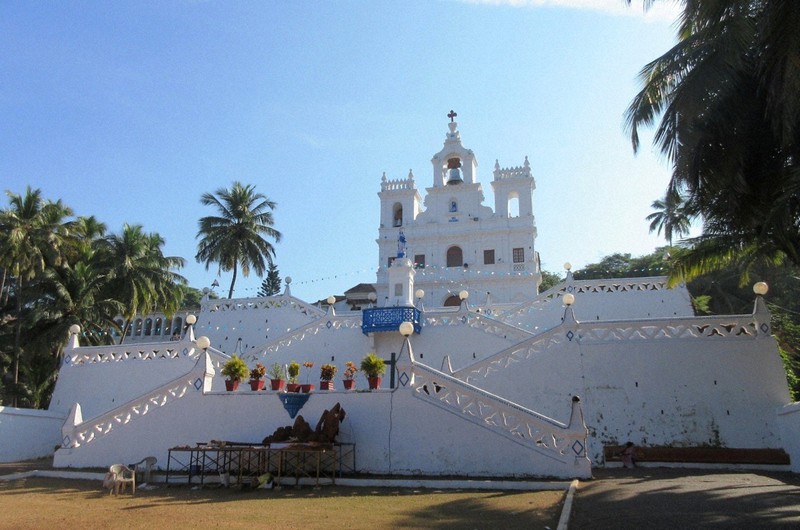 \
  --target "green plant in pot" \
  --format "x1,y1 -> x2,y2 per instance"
319,363 -> 337,391
249,362 -> 267,391
268,362 -> 286,391
360,352 -> 386,390
287,361 -> 301,392
221,355 -> 250,391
